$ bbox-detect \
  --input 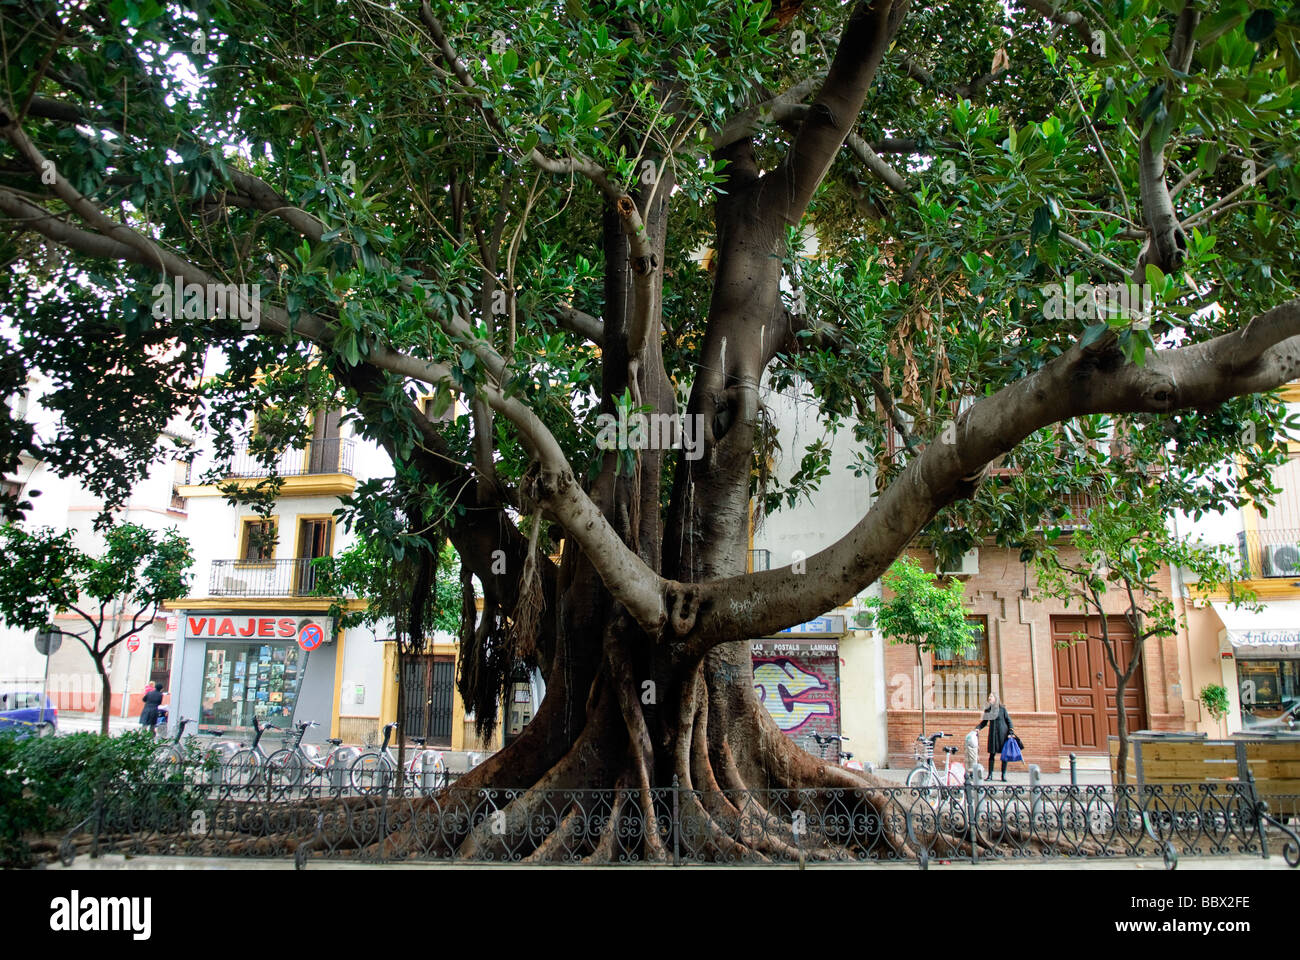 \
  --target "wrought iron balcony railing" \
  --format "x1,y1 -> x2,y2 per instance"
224,438 -> 356,479
1235,528 -> 1300,579
209,558 -> 332,597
